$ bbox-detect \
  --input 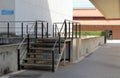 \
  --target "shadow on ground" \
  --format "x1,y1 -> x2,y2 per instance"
8,71 -> 41,78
